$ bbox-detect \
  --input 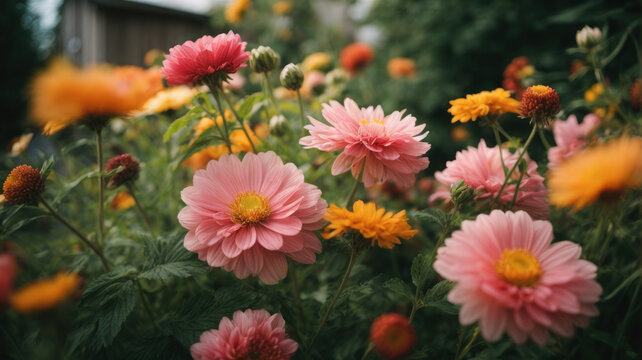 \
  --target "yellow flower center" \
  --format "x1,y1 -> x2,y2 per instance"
494,248 -> 542,287
230,192 -> 272,225
360,118 -> 384,125
529,85 -> 552,96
